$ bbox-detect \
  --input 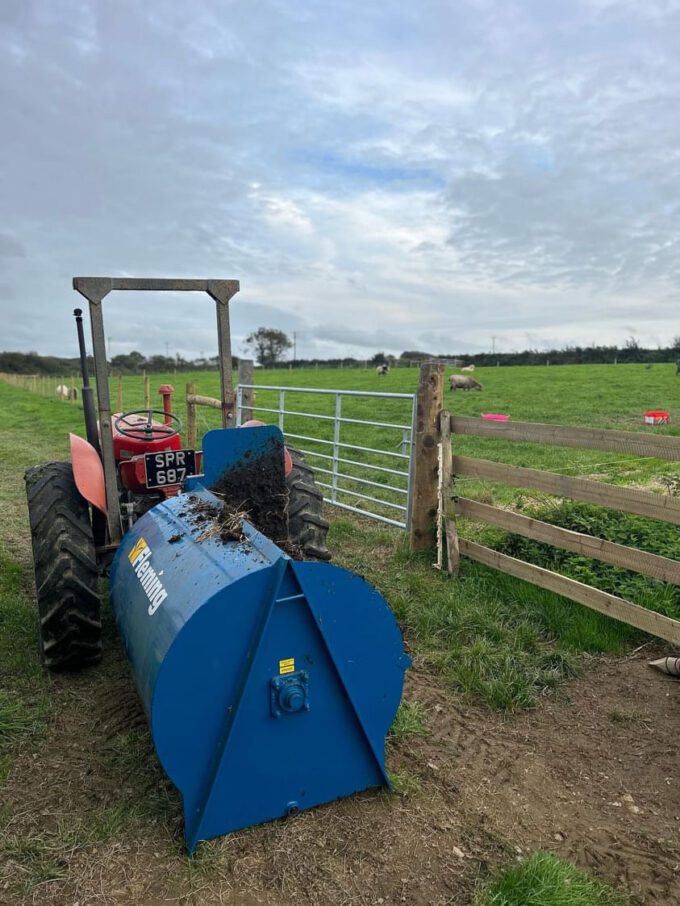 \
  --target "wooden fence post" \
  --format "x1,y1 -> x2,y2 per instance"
409,361 -> 444,551
439,410 -> 459,574
143,371 -> 150,409
237,359 -> 255,423
186,383 -> 197,448
117,374 -> 123,411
